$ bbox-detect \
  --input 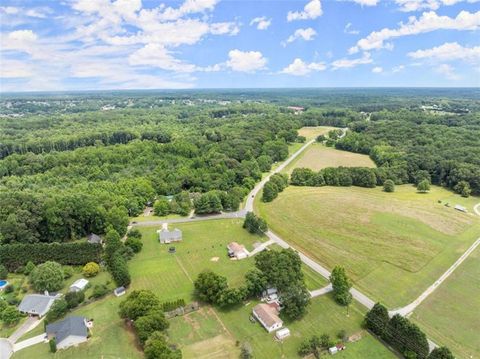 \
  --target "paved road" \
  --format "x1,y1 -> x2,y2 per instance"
390,236 -> 480,317
247,239 -> 275,257
0,339 -> 13,359
132,210 -> 246,227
